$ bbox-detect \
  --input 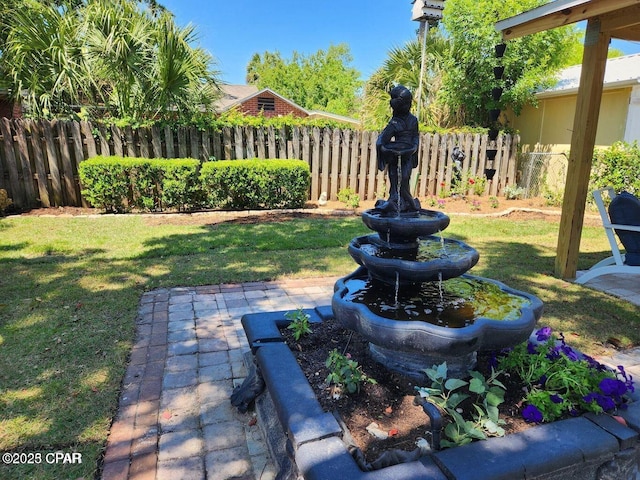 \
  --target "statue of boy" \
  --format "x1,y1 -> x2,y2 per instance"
375,85 -> 420,213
